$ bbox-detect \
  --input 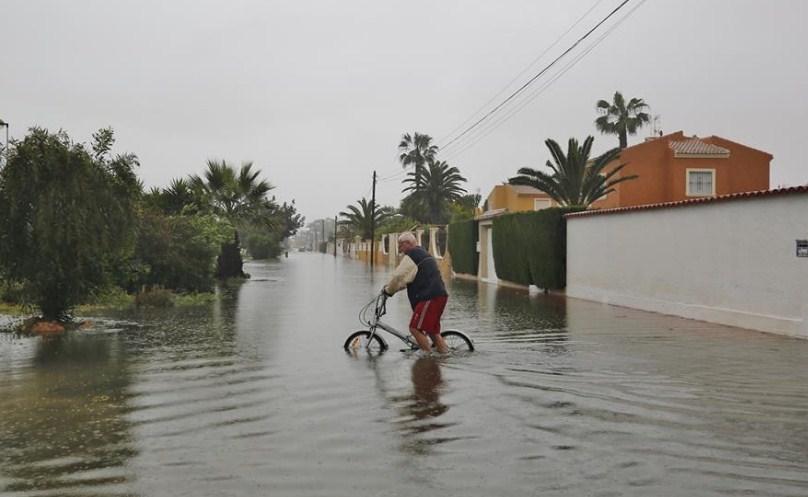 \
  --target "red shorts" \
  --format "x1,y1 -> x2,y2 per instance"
409,296 -> 448,335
